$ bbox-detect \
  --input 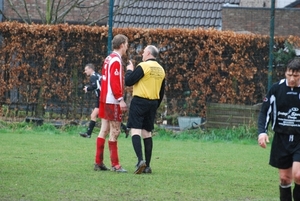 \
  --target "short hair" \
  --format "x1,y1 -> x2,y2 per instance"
85,63 -> 95,71
147,45 -> 159,58
112,34 -> 128,50
286,57 -> 300,72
